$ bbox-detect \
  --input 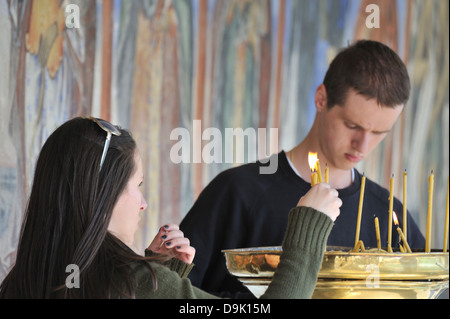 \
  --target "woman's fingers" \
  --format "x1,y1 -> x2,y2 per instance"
147,224 -> 196,264
148,224 -> 179,251
173,245 -> 196,264
297,183 -> 342,221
